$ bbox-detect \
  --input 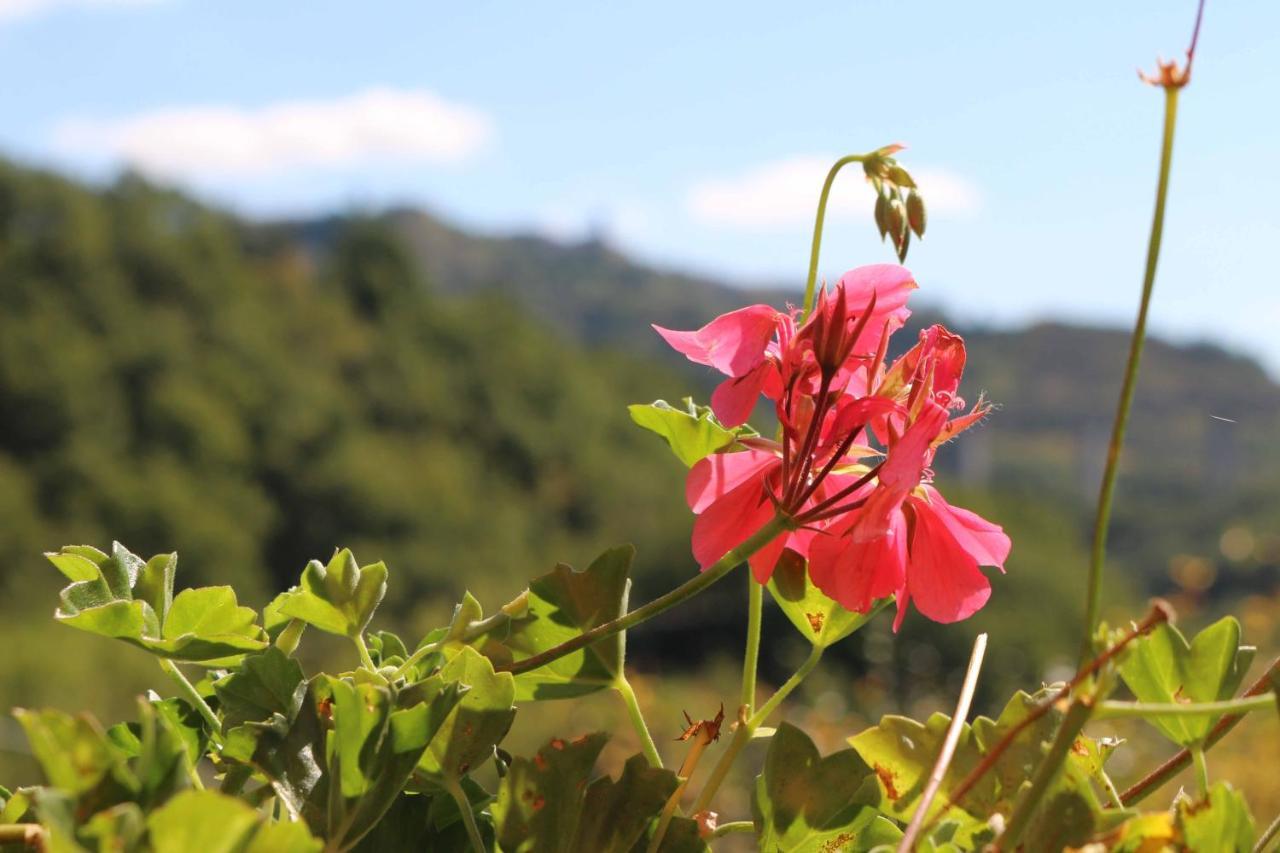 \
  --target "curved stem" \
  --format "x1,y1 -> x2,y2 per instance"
741,578 -> 764,711
898,633 -> 988,853
391,610 -> 511,682
1254,810 -> 1280,853
692,645 -> 825,815
708,820 -> 754,840
802,155 -> 866,321
498,515 -> 791,676
616,675 -> 663,769
1191,746 -> 1210,798
352,632 -> 376,672
1080,87 -> 1180,665
158,659 -> 223,746
1096,695 -> 1274,719
445,776 -> 486,853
